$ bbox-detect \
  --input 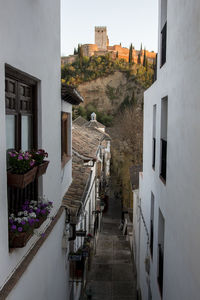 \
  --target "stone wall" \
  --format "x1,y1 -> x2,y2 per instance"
95,26 -> 108,50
